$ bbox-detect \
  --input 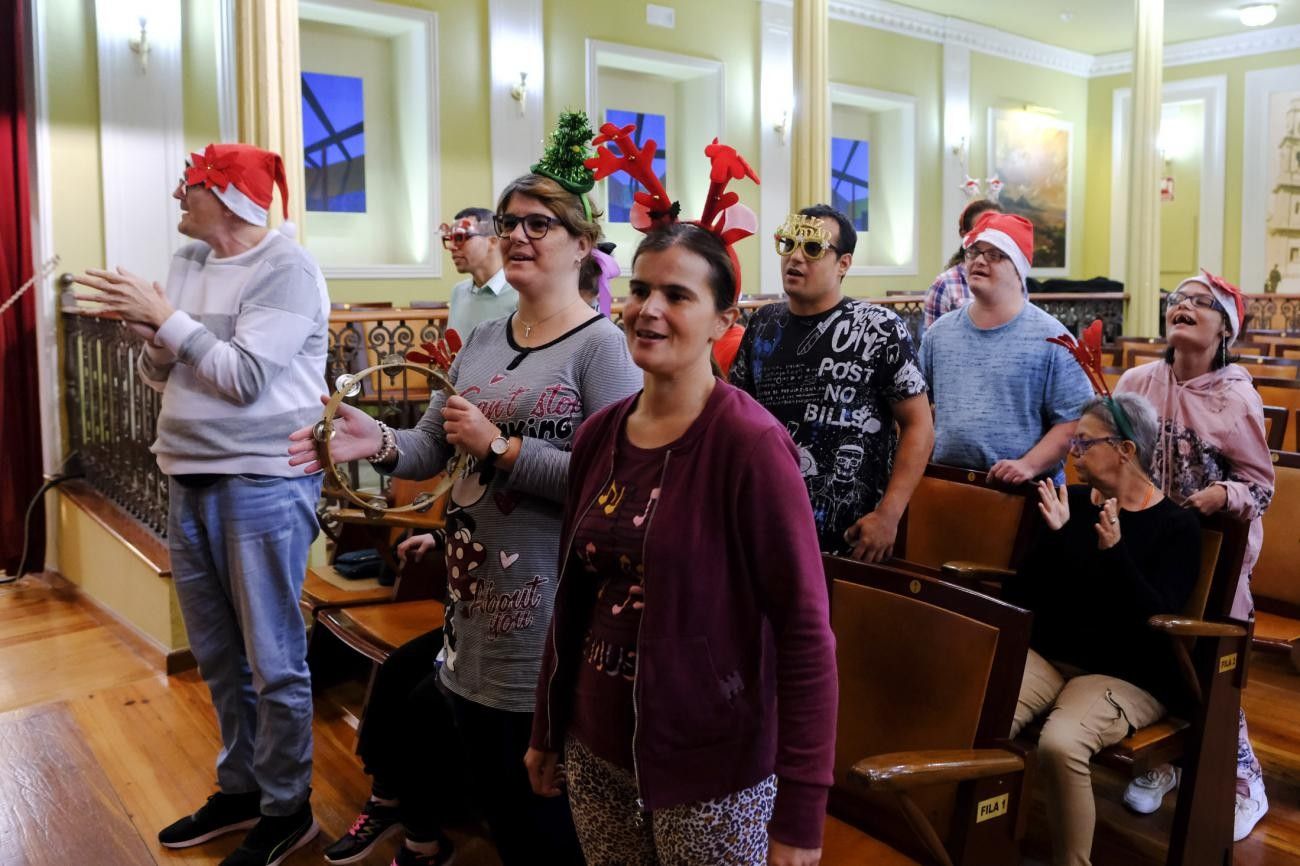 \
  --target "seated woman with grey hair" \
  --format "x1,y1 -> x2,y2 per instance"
1001,391 -> 1202,866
